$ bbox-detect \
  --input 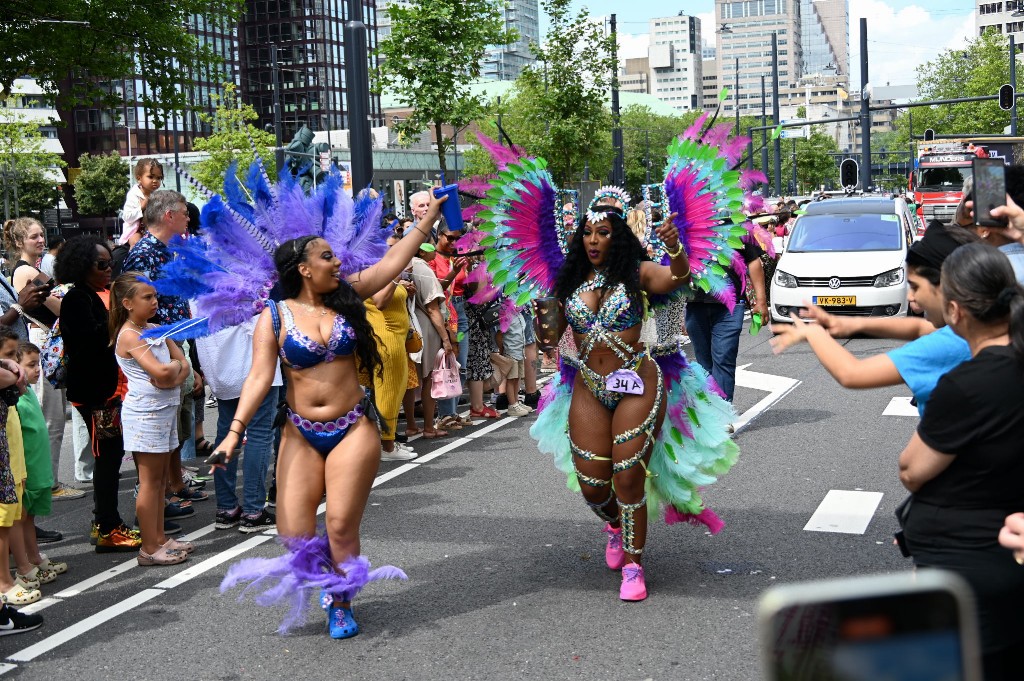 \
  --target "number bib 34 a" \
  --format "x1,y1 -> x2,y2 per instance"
605,369 -> 645,395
